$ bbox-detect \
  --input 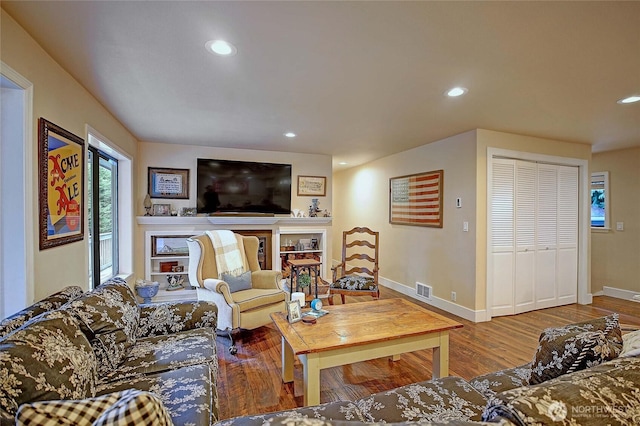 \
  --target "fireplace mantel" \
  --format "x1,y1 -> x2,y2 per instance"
136,216 -> 332,226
